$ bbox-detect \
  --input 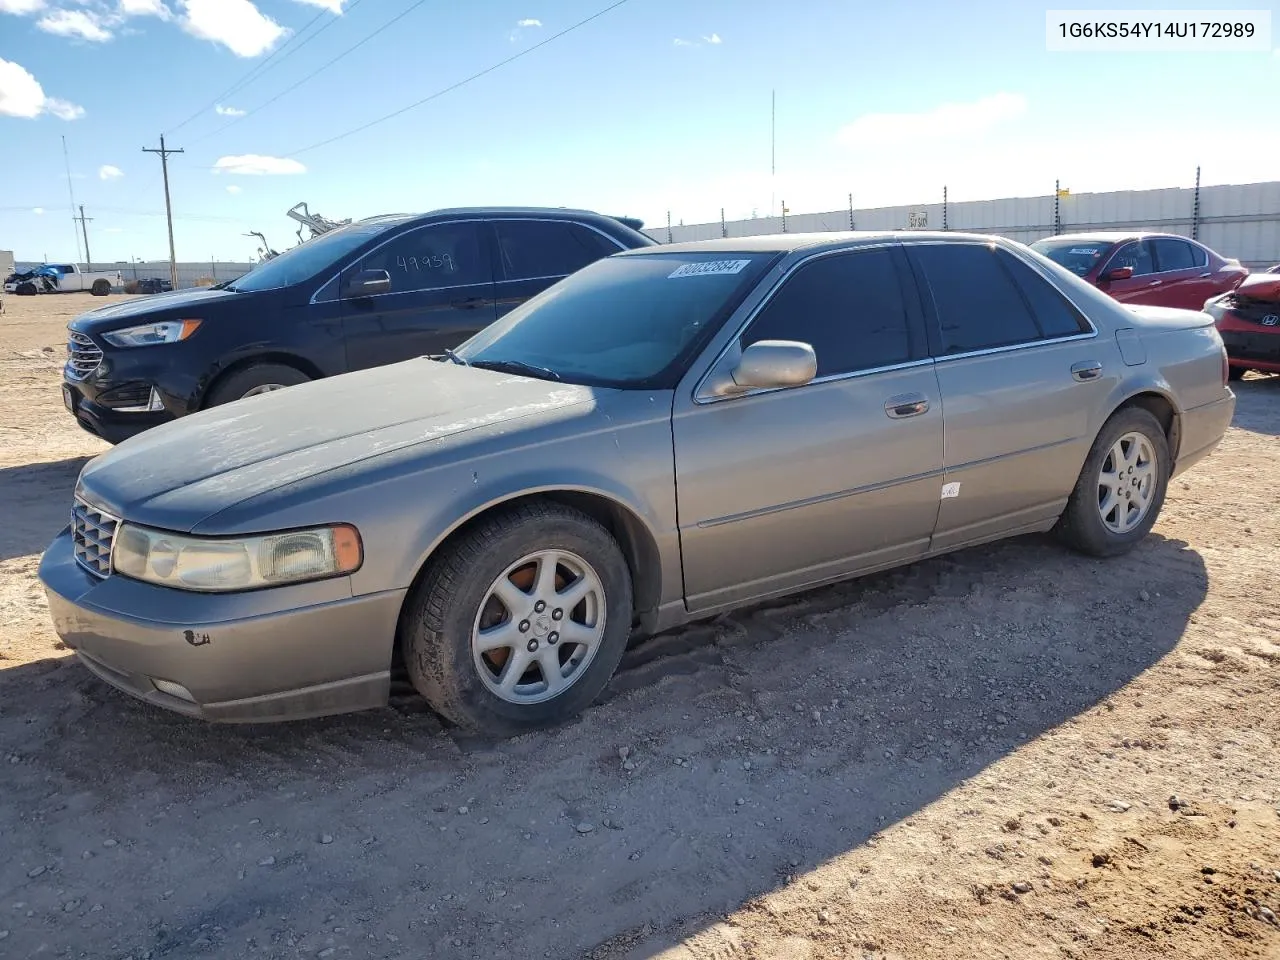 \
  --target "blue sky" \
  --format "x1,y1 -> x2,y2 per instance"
1,0 -> 1277,262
